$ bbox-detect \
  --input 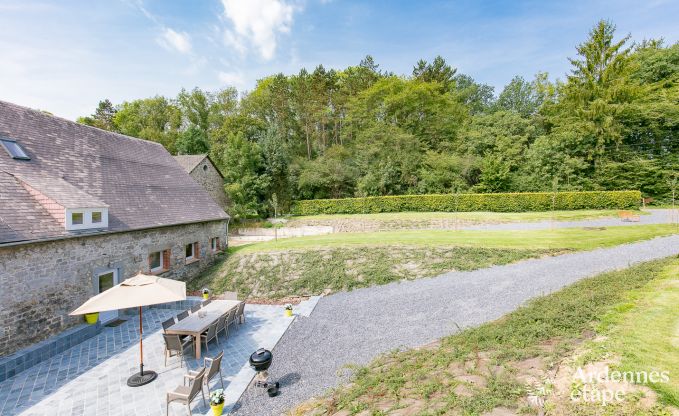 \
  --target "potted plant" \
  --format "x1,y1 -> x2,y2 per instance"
202,288 -> 210,300
210,389 -> 225,415
84,312 -> 99,325
284,303 -> 293,317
